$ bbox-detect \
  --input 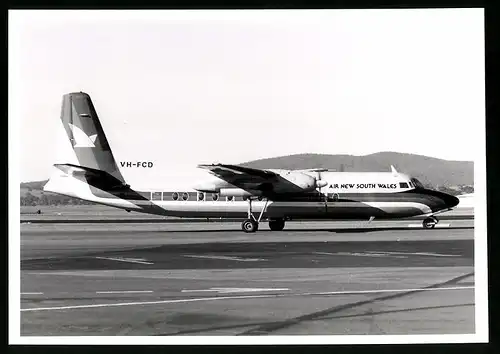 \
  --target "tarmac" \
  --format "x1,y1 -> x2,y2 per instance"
20,220 -> 475,337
